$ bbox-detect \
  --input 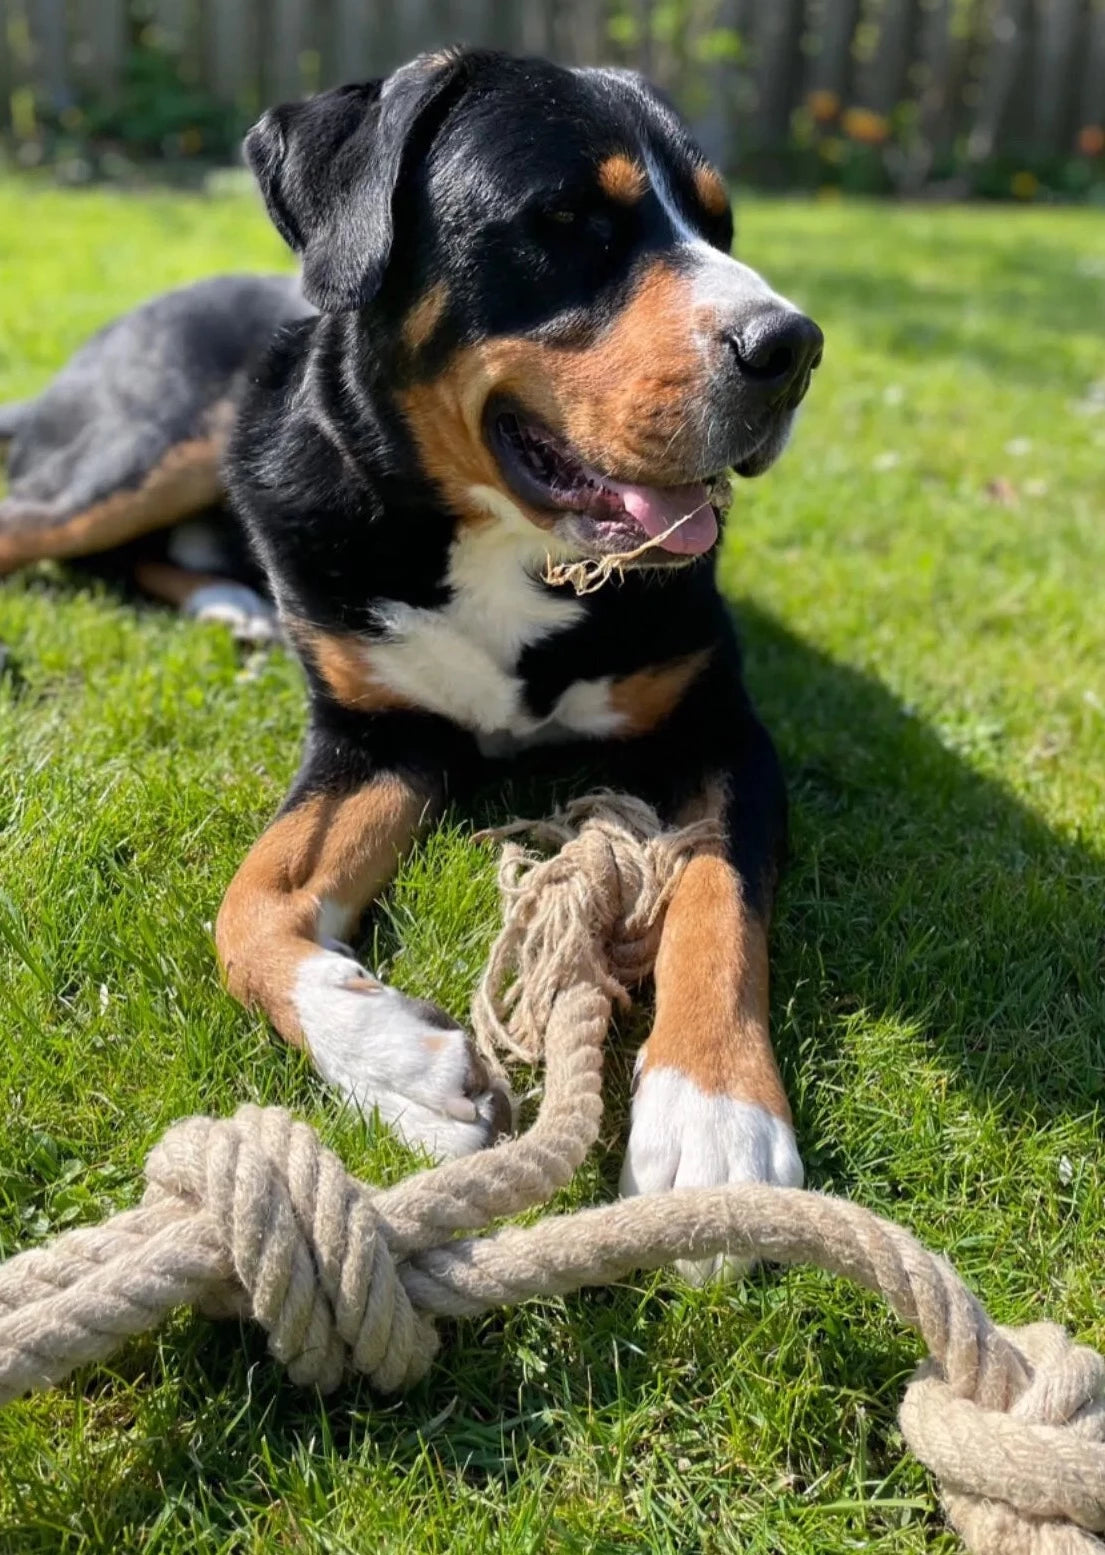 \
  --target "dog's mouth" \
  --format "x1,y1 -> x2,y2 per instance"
486,401 -> 723,560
